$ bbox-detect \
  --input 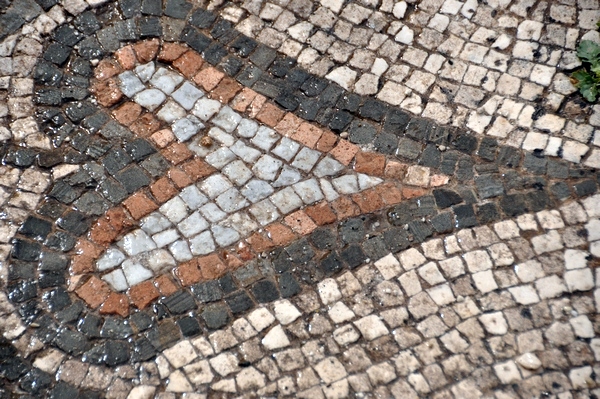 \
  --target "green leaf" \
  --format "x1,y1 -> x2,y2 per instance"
582,84 -> 599,102
571,69 -> 592,84
572,70 -> 599,102
597,19 -> 600,29
591,62 -> 600,78
577,40 -> 600,63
